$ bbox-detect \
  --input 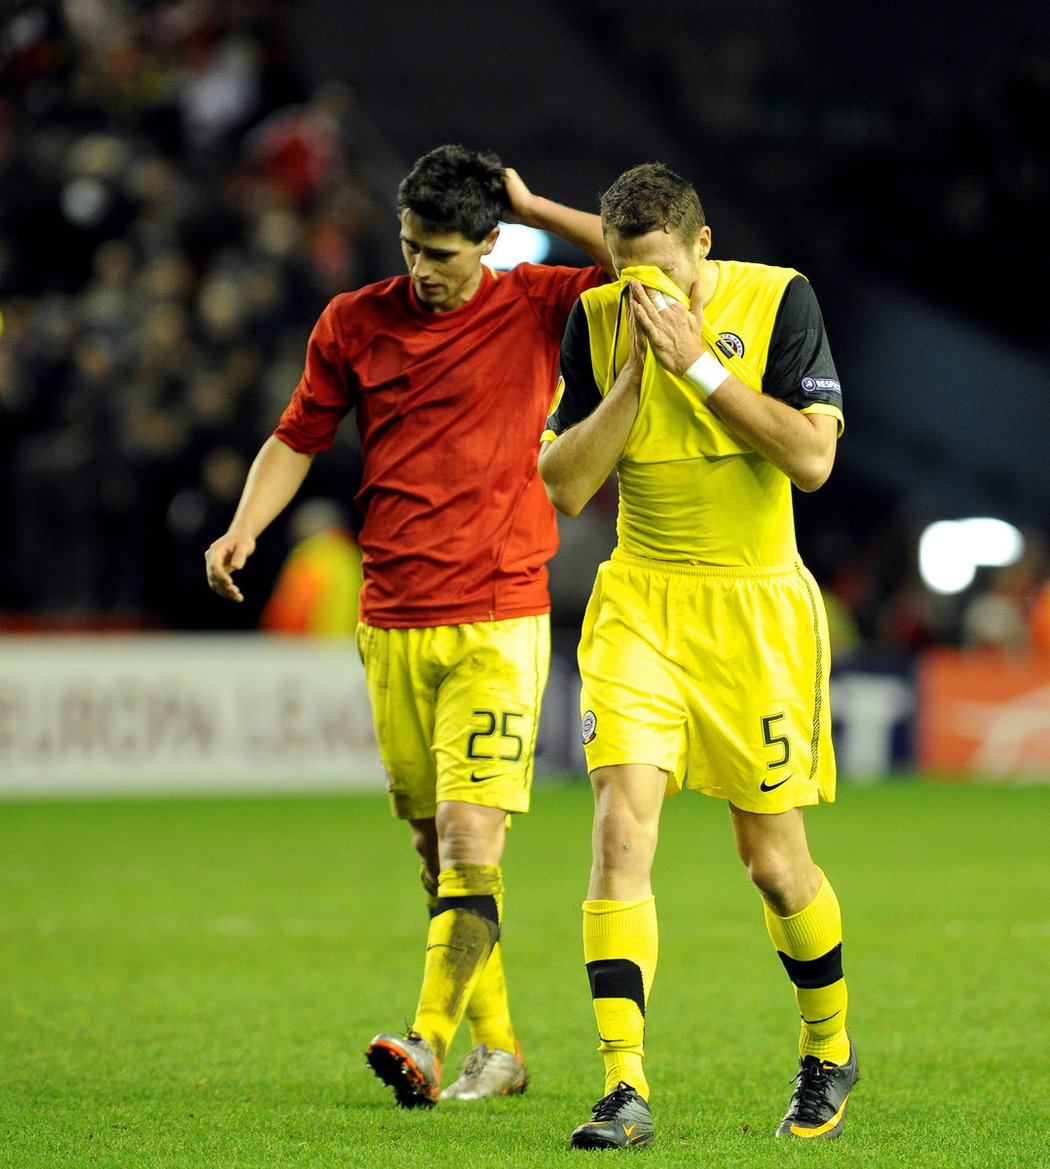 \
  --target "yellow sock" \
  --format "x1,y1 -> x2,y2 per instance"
764,872 -> 850,1065
463,940 -> 515,1053
420,869 -> 514,1053
413,863 -> 502,1064
583,897 -> 658,1100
